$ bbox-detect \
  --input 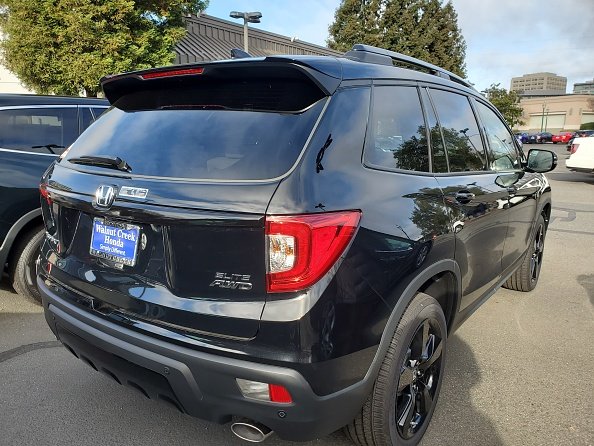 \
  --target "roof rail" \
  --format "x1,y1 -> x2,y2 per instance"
344,44 -> 474,90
